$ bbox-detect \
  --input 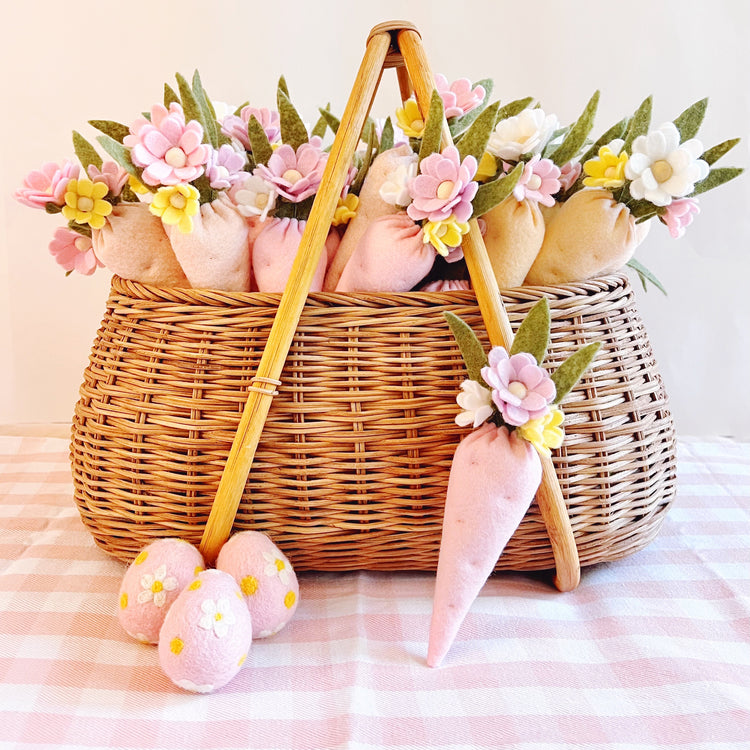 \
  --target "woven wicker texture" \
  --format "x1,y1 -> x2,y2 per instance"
71,273 -> 676,571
